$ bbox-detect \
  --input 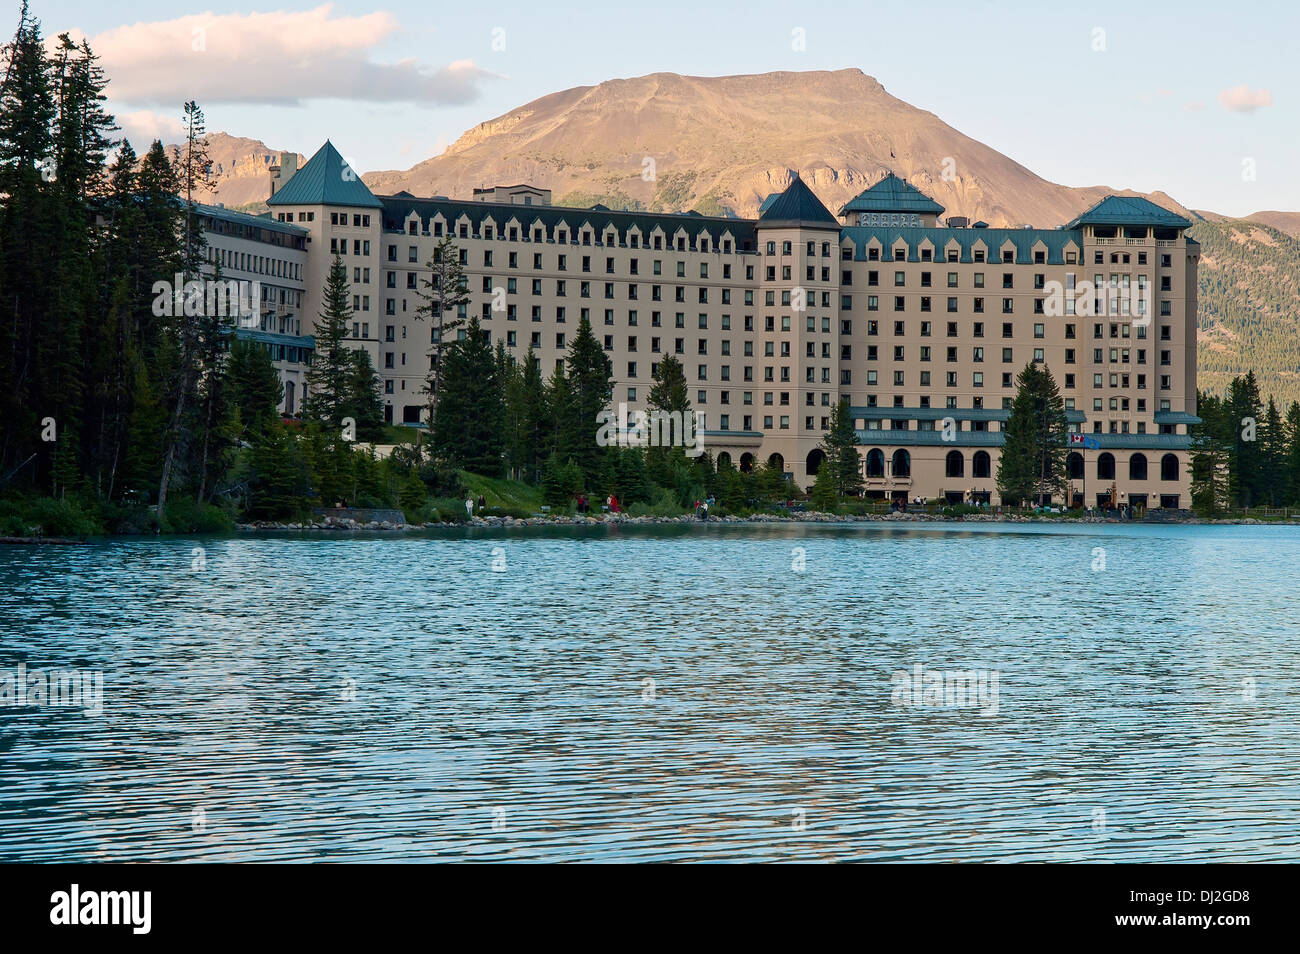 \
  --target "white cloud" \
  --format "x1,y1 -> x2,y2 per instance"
1185,101 -> 1206,112
81,5 -> 496,107
118,109 -> 186,145
1217,84 -> 1273,113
